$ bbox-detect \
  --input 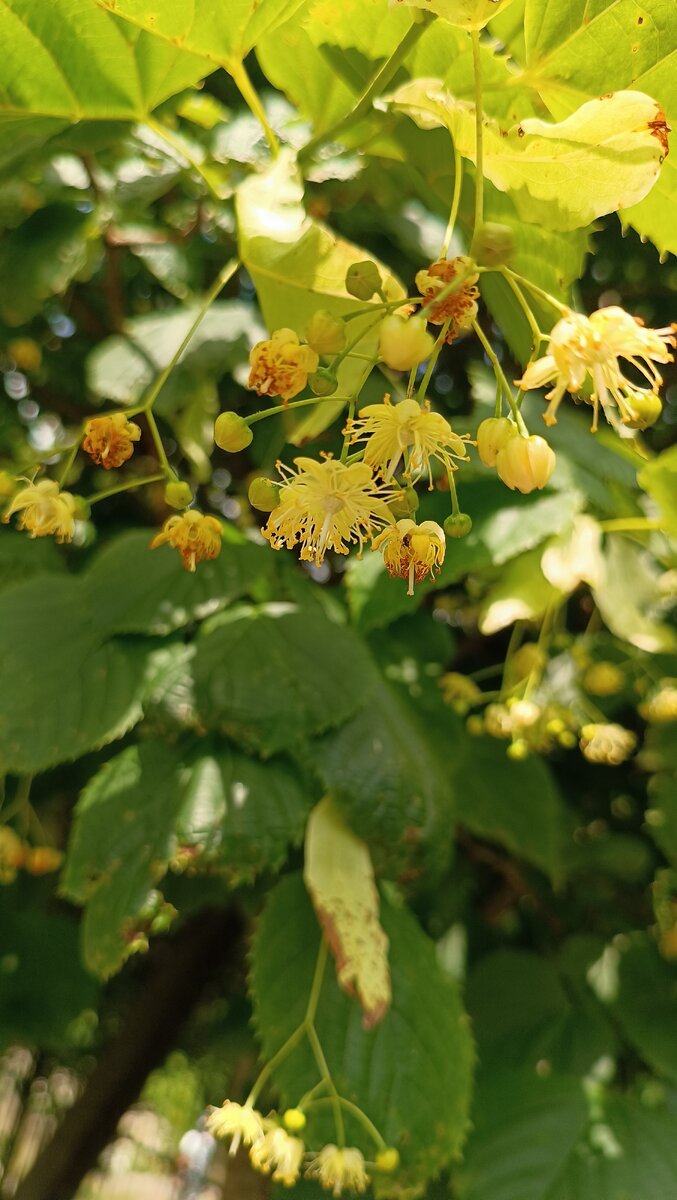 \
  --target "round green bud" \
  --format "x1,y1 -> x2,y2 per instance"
346,260 -> 383,301
375,1148 -> 400,1173
471,222 -> 514,268
72,496 -> 91,521
248,477 -> 280,512
623,391 -> 663,430
506,739 -> 529,761
164,480 -> 193,509
466,715 -> 484,736
309,368 -> 339,397
214,411 -> 253,453
444,512 -> 473,538
282,1108 -> 307,1133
